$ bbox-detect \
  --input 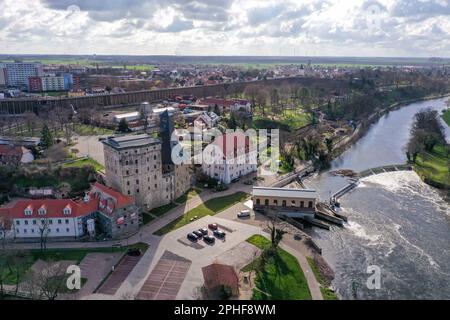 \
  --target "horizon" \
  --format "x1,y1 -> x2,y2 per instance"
2,0 -> 450,57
